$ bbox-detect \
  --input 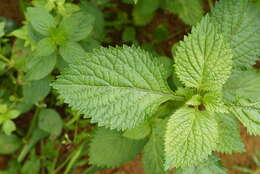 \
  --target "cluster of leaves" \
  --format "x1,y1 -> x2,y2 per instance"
0,0 -> 259,174
54,0 -> 260,173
